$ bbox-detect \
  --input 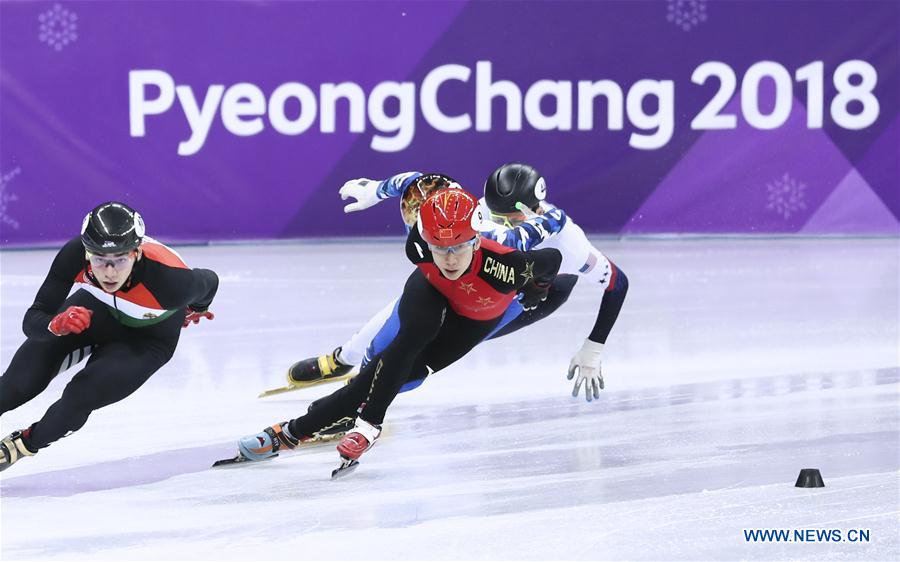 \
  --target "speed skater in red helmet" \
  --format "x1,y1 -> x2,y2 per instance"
234,183 -> 563,476
289,168 -> 628,403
